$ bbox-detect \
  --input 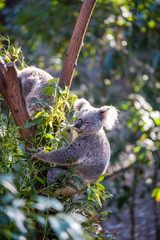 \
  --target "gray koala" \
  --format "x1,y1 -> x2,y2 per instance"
33,98 -> 118,196
18,66 -> 54,116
